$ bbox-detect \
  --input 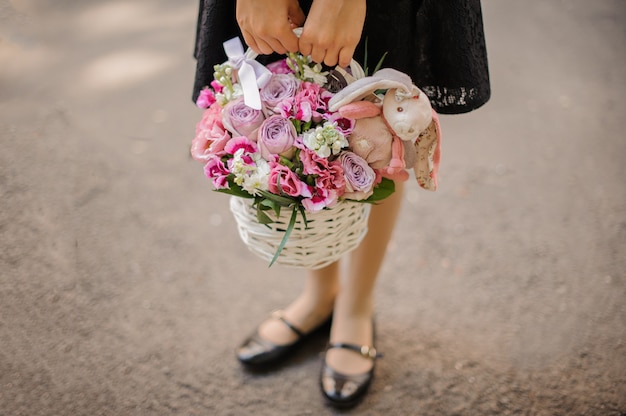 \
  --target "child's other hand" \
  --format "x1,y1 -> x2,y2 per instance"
299,0 -> 366,67
236,0 -> 305,55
